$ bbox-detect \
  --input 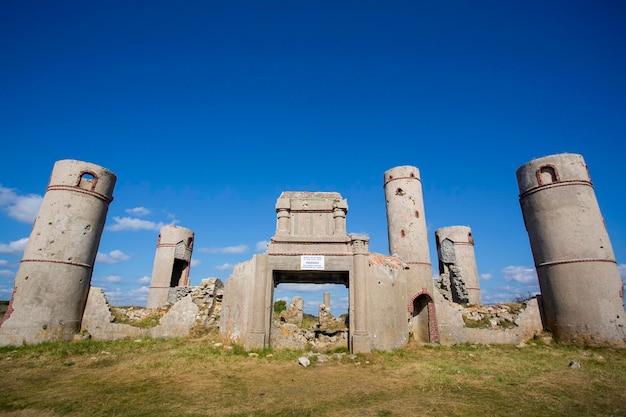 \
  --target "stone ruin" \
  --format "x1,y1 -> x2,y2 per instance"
278,296 -> 304,326
434,226 -> 481,305
269,294 -> 349,352
1,154 -> 624,350
79,278 -> 223,341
